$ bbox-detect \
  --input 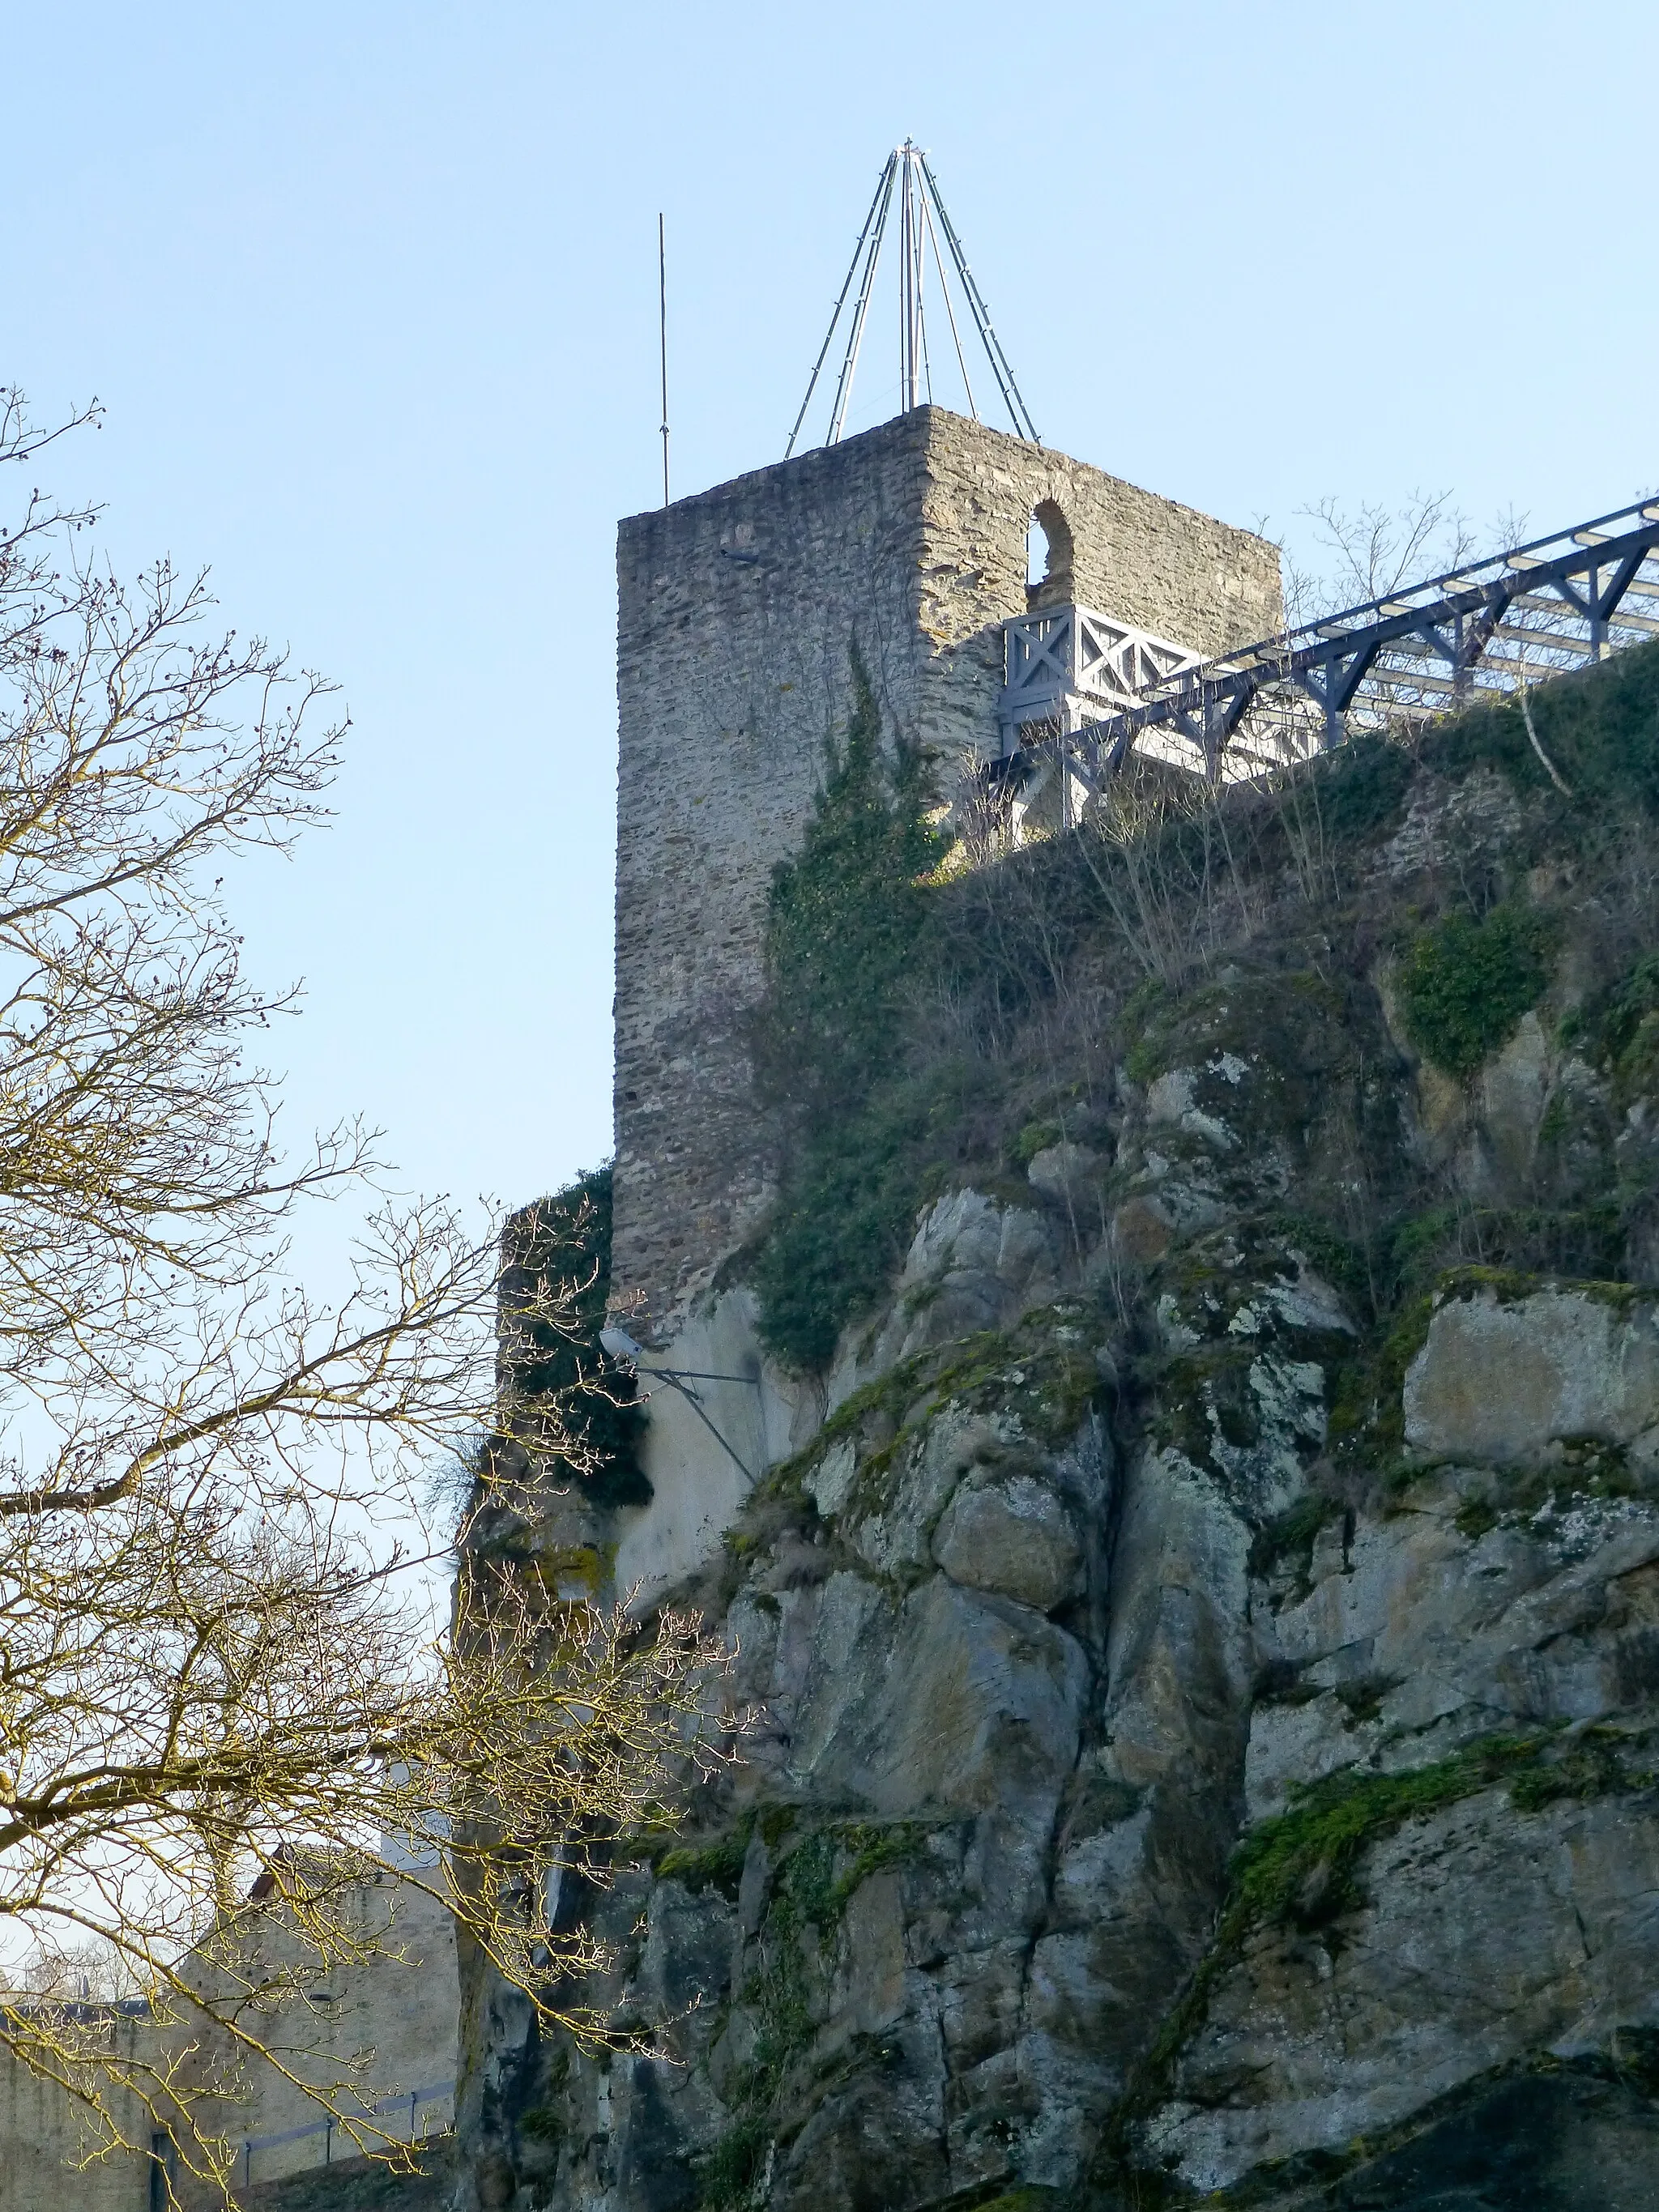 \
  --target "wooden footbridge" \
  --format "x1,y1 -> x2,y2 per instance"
1004,496 -> 1659,796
